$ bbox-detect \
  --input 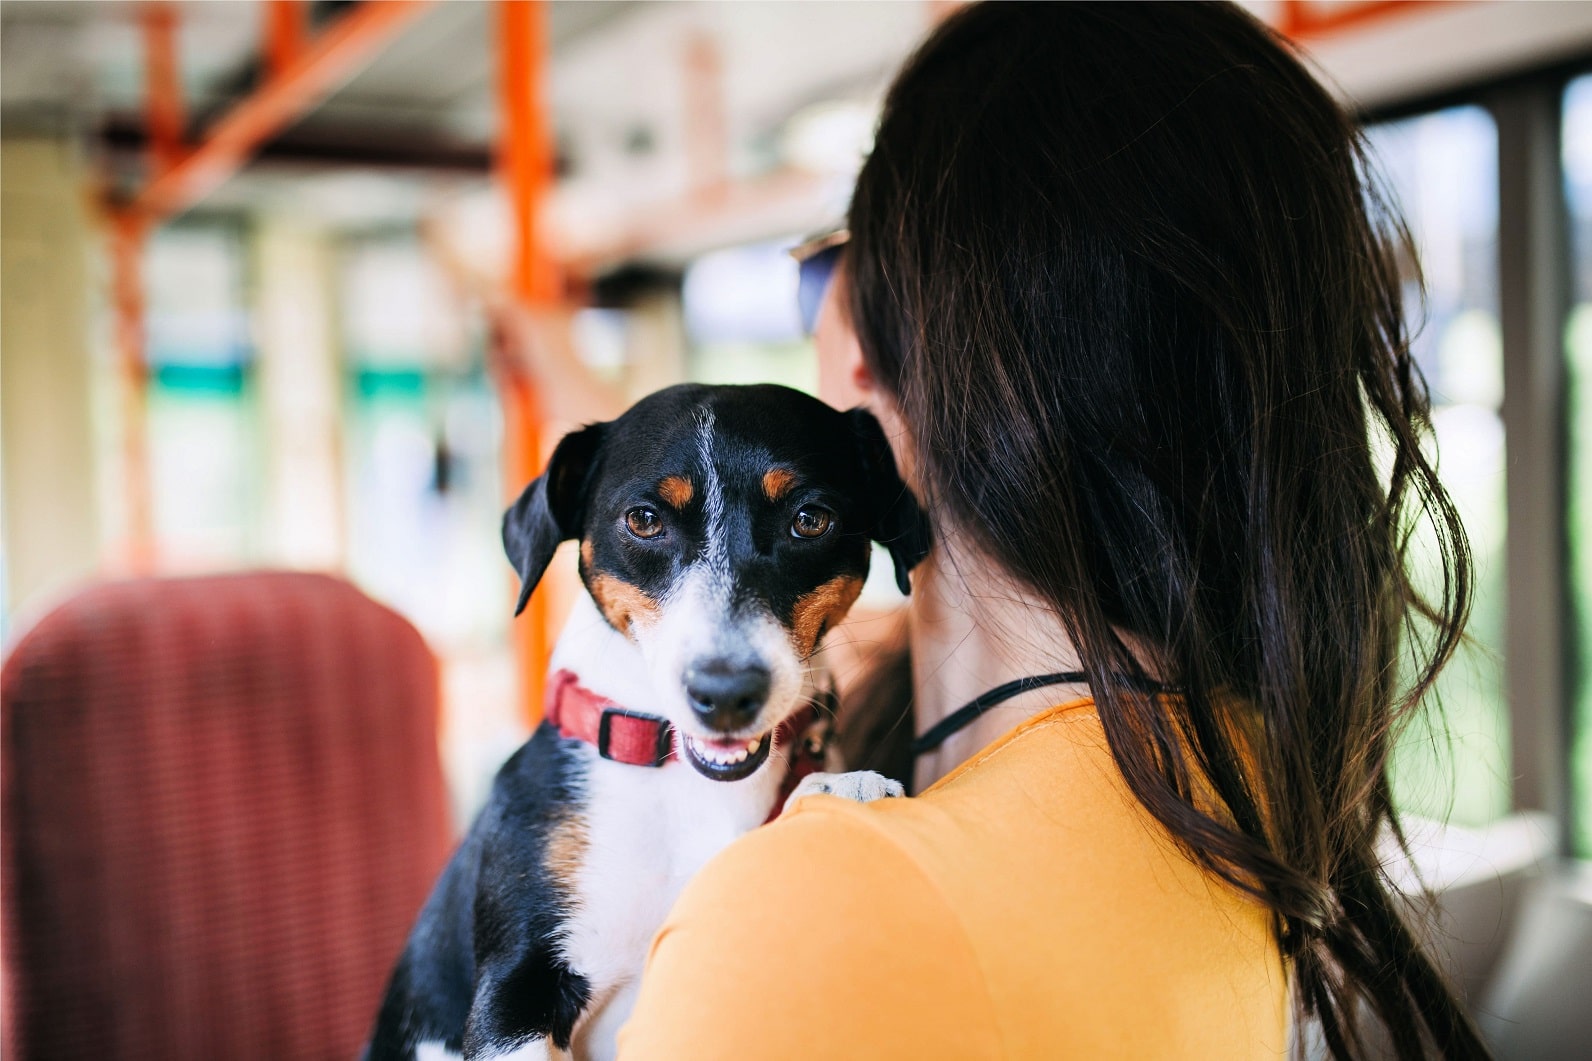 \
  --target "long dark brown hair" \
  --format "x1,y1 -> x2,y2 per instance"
846,3 -> 1487,1058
